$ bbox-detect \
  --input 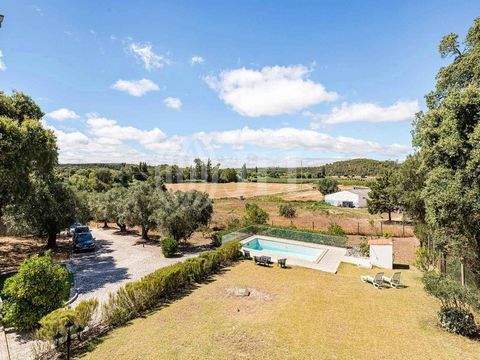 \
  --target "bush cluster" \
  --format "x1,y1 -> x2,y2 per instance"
438,306 -> 478,337
101,242 -> 241,326
243,203 -> 269,225
278,203 -> 296,219
35,299 -> 98,340
327,223 -> 346,236
160,238 -> 178,257
423,271 -> 480,337
1,251 -> 71,331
